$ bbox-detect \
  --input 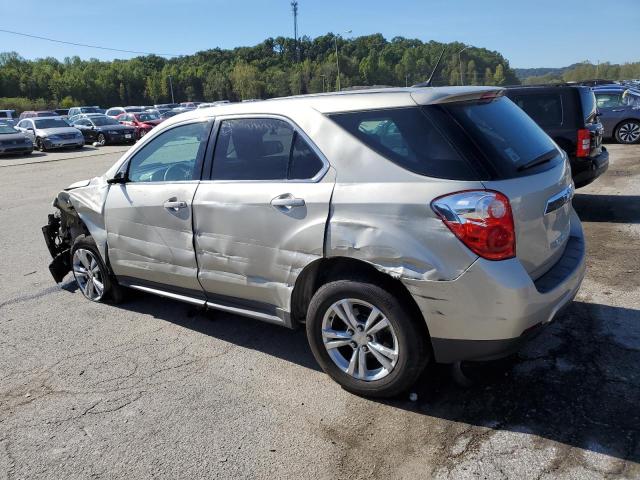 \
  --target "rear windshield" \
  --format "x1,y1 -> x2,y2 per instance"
439,96 -> 561,178
328,107 -> 478,180
92,116 -> 119,126
80,107 -> 100,113
36,111 -> 57,117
